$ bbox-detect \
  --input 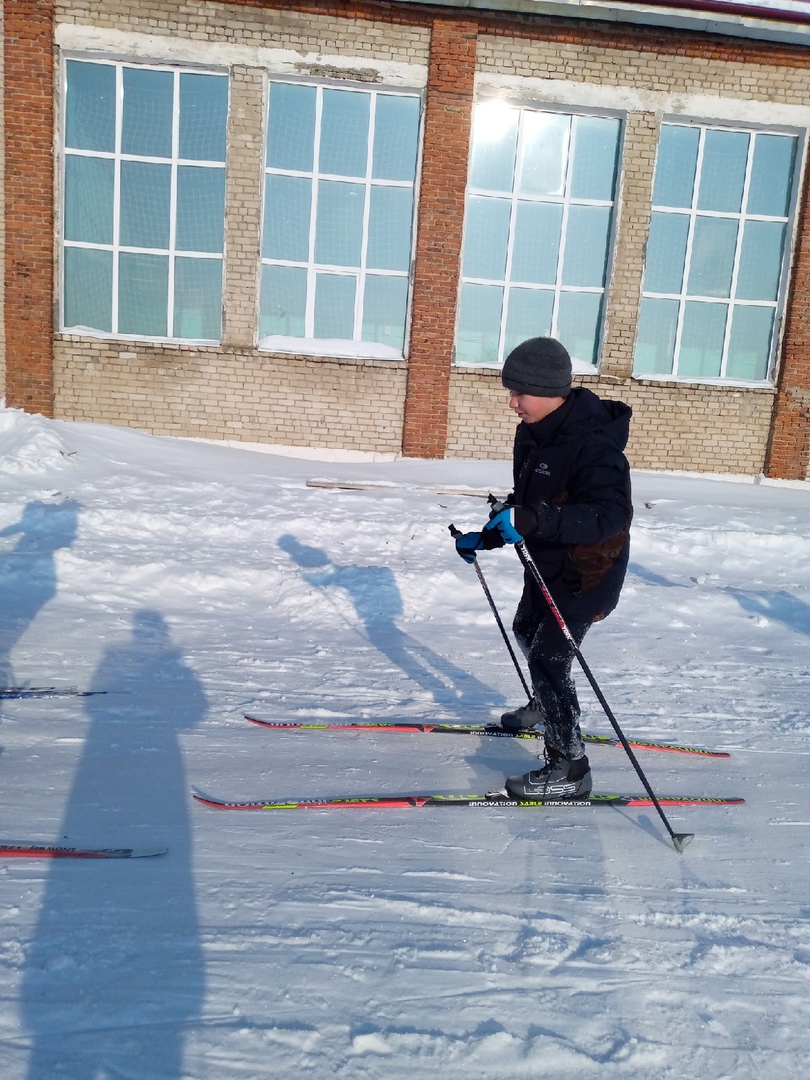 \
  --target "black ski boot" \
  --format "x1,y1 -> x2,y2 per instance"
505,749 -> 592,800
500,698 -> 543,732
